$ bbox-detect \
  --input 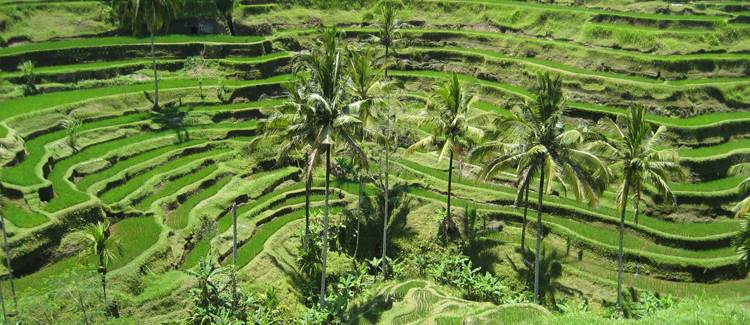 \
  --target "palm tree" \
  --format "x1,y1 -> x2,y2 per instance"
122,0 -> 183,110
79,221 -> 120,311
590,106 -> 683,310
375,0 -> 401,78
296,26 -> 367,307
473,73 -> 609,304
254,78 -> 317,249
406,73 -> 485,240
